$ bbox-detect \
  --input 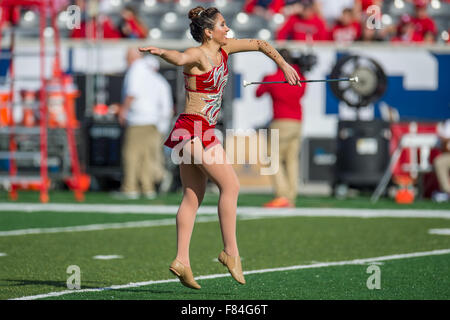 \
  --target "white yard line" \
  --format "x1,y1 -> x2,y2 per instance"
1,203 -> 450,219
429,228 -> 450,235
92,255 -> 123,260
11,248 -> 450,300
0,216 -> 218,237
1,204 -> 450,237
